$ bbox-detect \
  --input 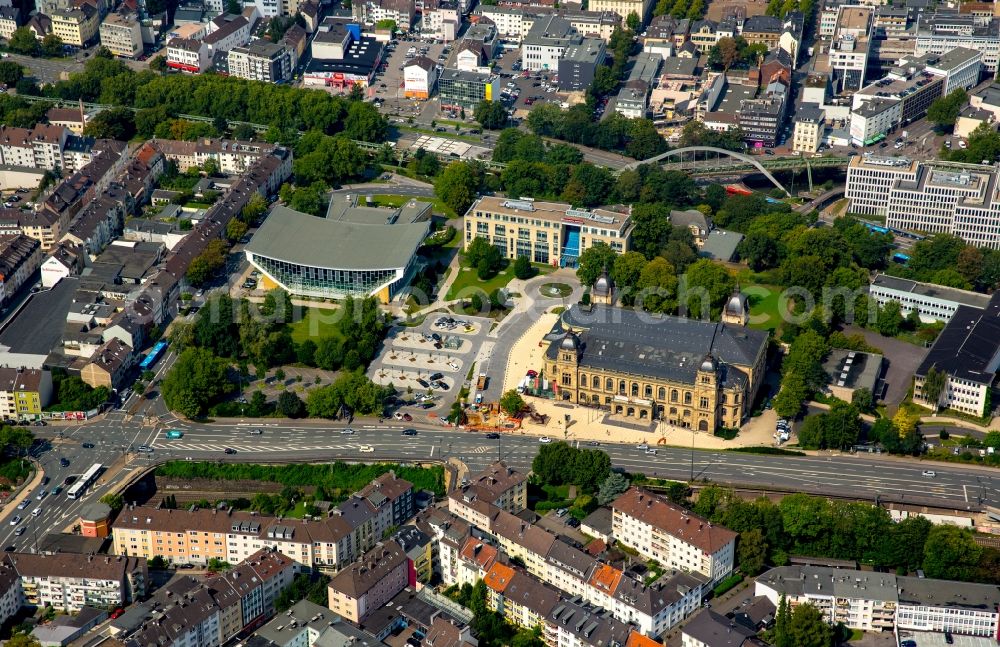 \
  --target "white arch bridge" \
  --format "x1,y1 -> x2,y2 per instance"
622,146 -> 851,196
